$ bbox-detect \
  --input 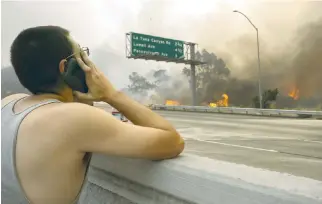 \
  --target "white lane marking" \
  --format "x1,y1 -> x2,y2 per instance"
165,114 -> 322,128
185,150 -> 216,153
169,118 -> 320,136
177,127 -> 322,147
247,119 -> 322,127
190,138 -> 322,160
184,137 -> 322,146
193,138 -> 278,152
302,140 -> 322,144
177,127 -> 318,142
